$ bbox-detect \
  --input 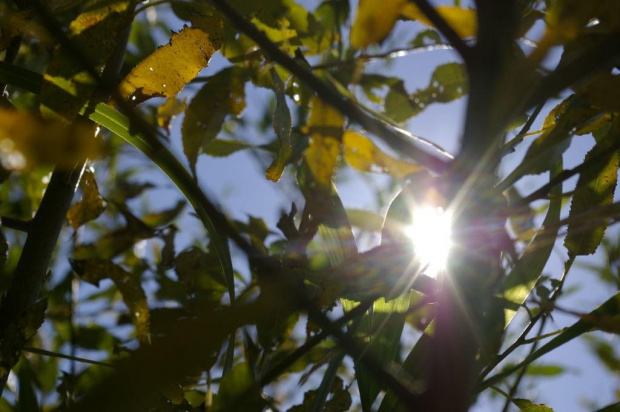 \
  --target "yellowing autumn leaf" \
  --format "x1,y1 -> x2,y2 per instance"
67,169 -> 106,229
400,5 -> 477,38
119,13 -> 224,104
343,131 -> 421,177
0,108 -> 101,170
303,97 -> 344,187
350,0 -> 407,48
